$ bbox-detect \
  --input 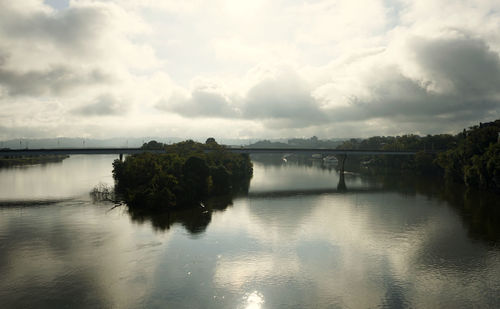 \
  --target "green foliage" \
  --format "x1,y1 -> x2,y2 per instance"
140,140 -> 165,150
436,120 -> 500,191
205,137 -> 216,145
463,143 -> 500,190
113,139 -> 253,210
485,143 -> 500,189
337,134 -> 451,175
436,148 -> 463,180
414,151 -> 436,174
337,133 -> 457,152
336,119 -> 500,191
